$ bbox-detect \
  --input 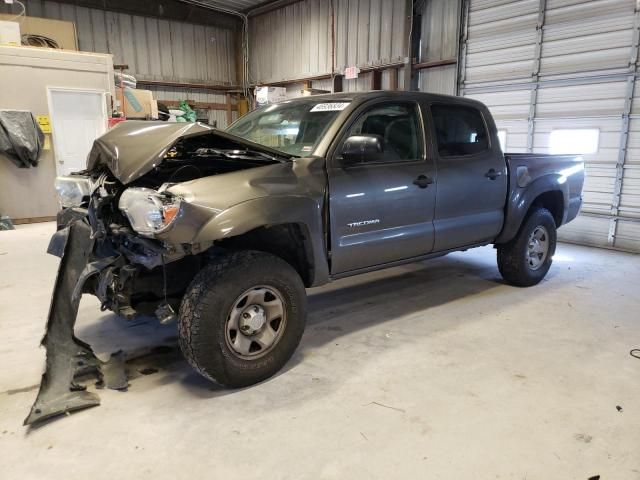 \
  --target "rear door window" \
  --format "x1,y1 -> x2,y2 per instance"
431,105 -> 489,157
